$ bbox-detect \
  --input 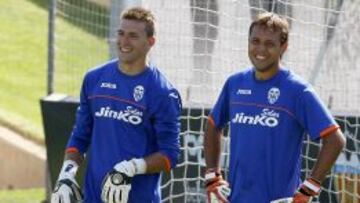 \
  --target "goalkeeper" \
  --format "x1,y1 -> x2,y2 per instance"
51,7 -> 182,203
204,12 -> 345,203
